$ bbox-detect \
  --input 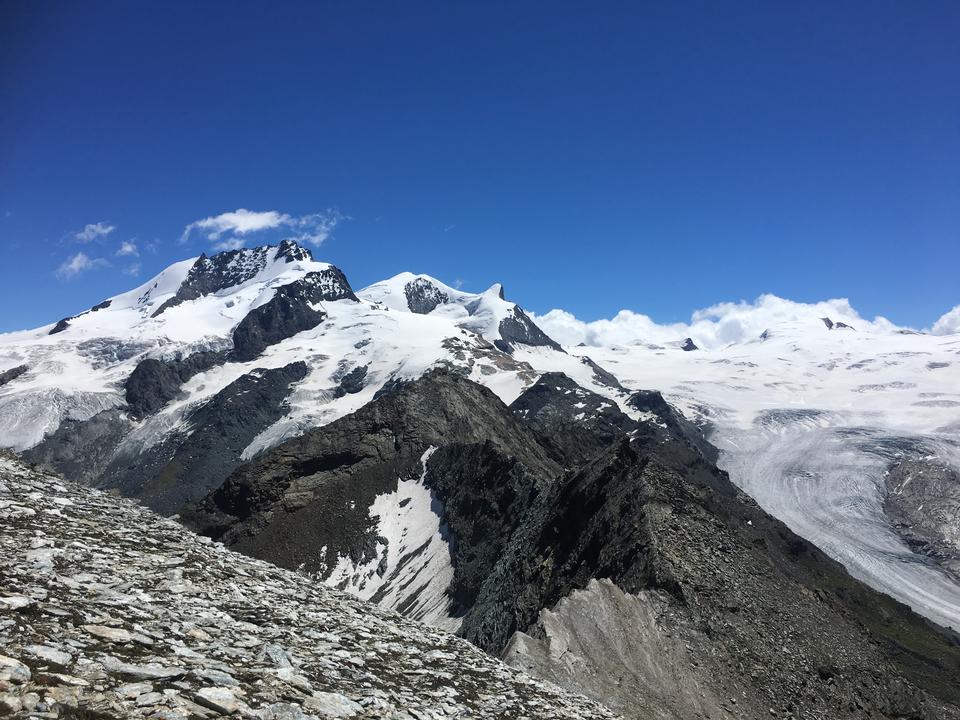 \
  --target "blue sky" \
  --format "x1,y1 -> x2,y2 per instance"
1,1 -> 958,333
